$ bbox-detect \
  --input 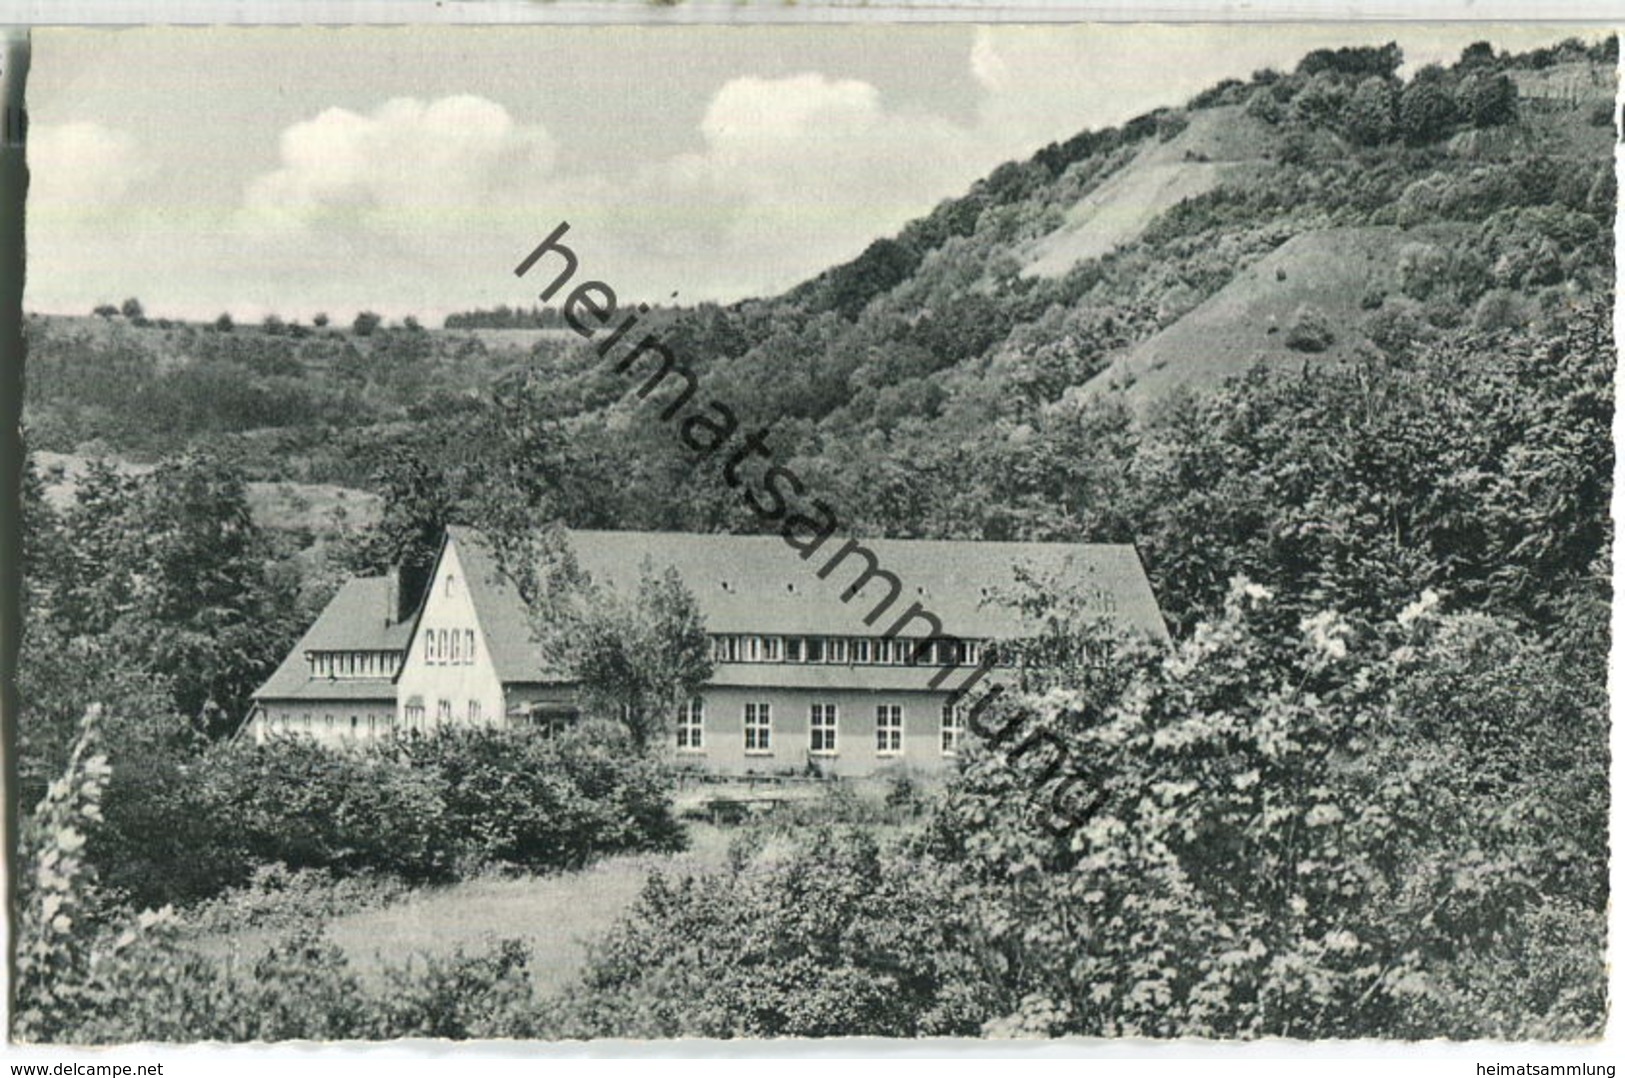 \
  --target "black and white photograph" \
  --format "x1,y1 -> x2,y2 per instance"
6,12 -> 1618,1056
